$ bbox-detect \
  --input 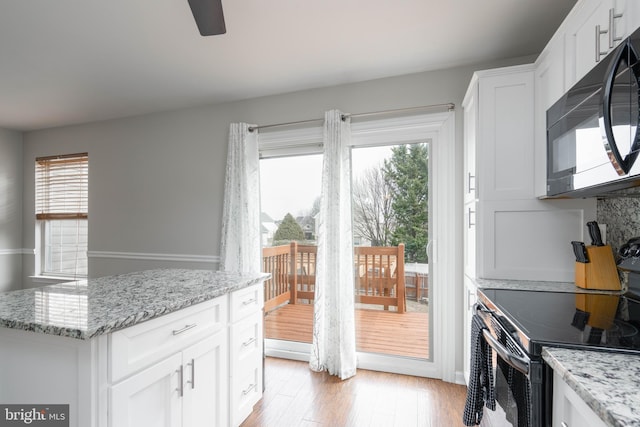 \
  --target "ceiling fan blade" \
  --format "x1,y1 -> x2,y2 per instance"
188,0 -> 226,36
